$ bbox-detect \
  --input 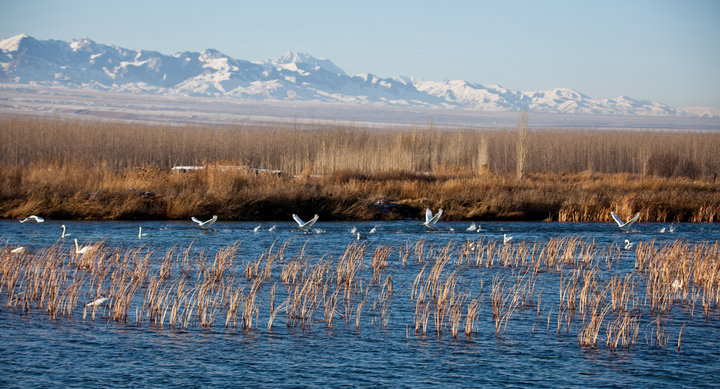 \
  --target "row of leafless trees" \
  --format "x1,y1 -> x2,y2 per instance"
1,116 -> 718,178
